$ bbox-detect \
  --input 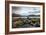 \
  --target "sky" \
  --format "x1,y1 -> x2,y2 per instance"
12,7 -> 40,16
